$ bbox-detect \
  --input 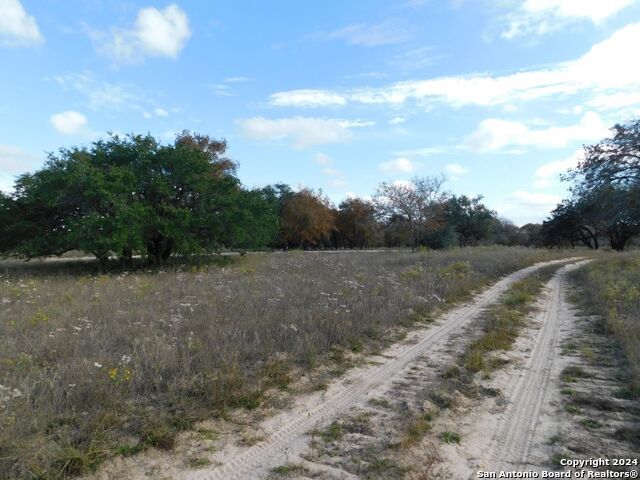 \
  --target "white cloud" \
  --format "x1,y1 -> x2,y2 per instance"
466,112 -> 608,152
99,4 -> 191,63
270,89 -> 347,108
444,163 -> 468,176
323,167 -> 340,176
328,178 -> 347,189
314,153 -> 332,165
394,147 -> 447,157
390,45 -> 439,71
388,117 -> 406,125
499,190 -> 563,225
343,71 -> 389,80
534,149 -> 583,188
0,145 -> 40,174
392,179 -> 415,189
586,91 -> 640,111
237,116 -> 371,148
51,71 -> 143,111
0,0 -> 43,46
224,76 -> 252,83
154,107 -> 169,117
210,84 -> 233,97
49,111 -> 88,135
269,24 -> 640,110
379,157 -> 418,173
309,22 -> 412,47
501,0 -> 635,39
